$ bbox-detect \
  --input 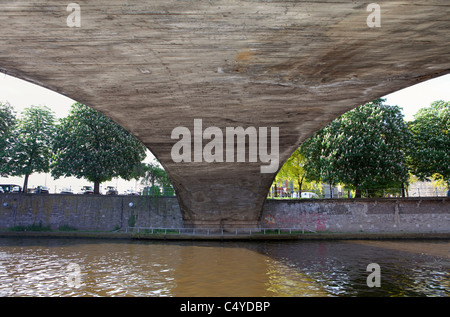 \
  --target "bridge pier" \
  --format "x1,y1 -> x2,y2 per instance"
166,163 -> 277,229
